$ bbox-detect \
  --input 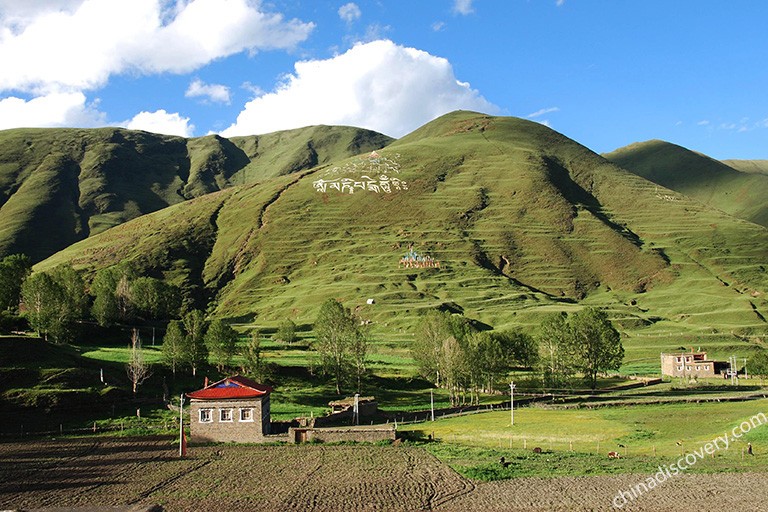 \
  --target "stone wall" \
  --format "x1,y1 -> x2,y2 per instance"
288,425 -> 395,444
